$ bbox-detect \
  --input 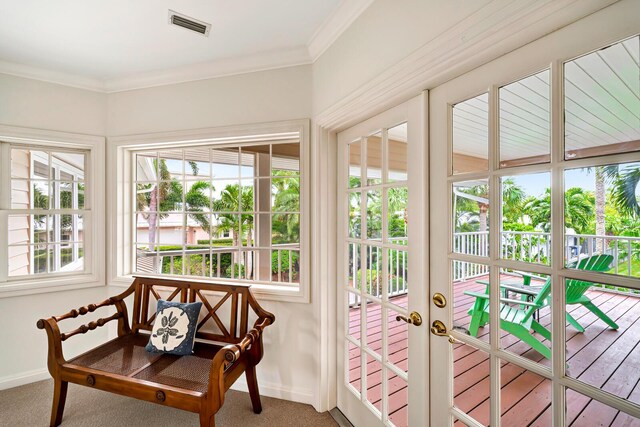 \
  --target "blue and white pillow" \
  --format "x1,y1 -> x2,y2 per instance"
146,299 -> 202,356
